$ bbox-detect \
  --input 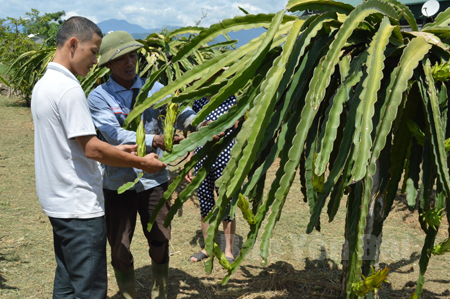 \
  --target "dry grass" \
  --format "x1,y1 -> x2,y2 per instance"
0,96 -> 449,299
